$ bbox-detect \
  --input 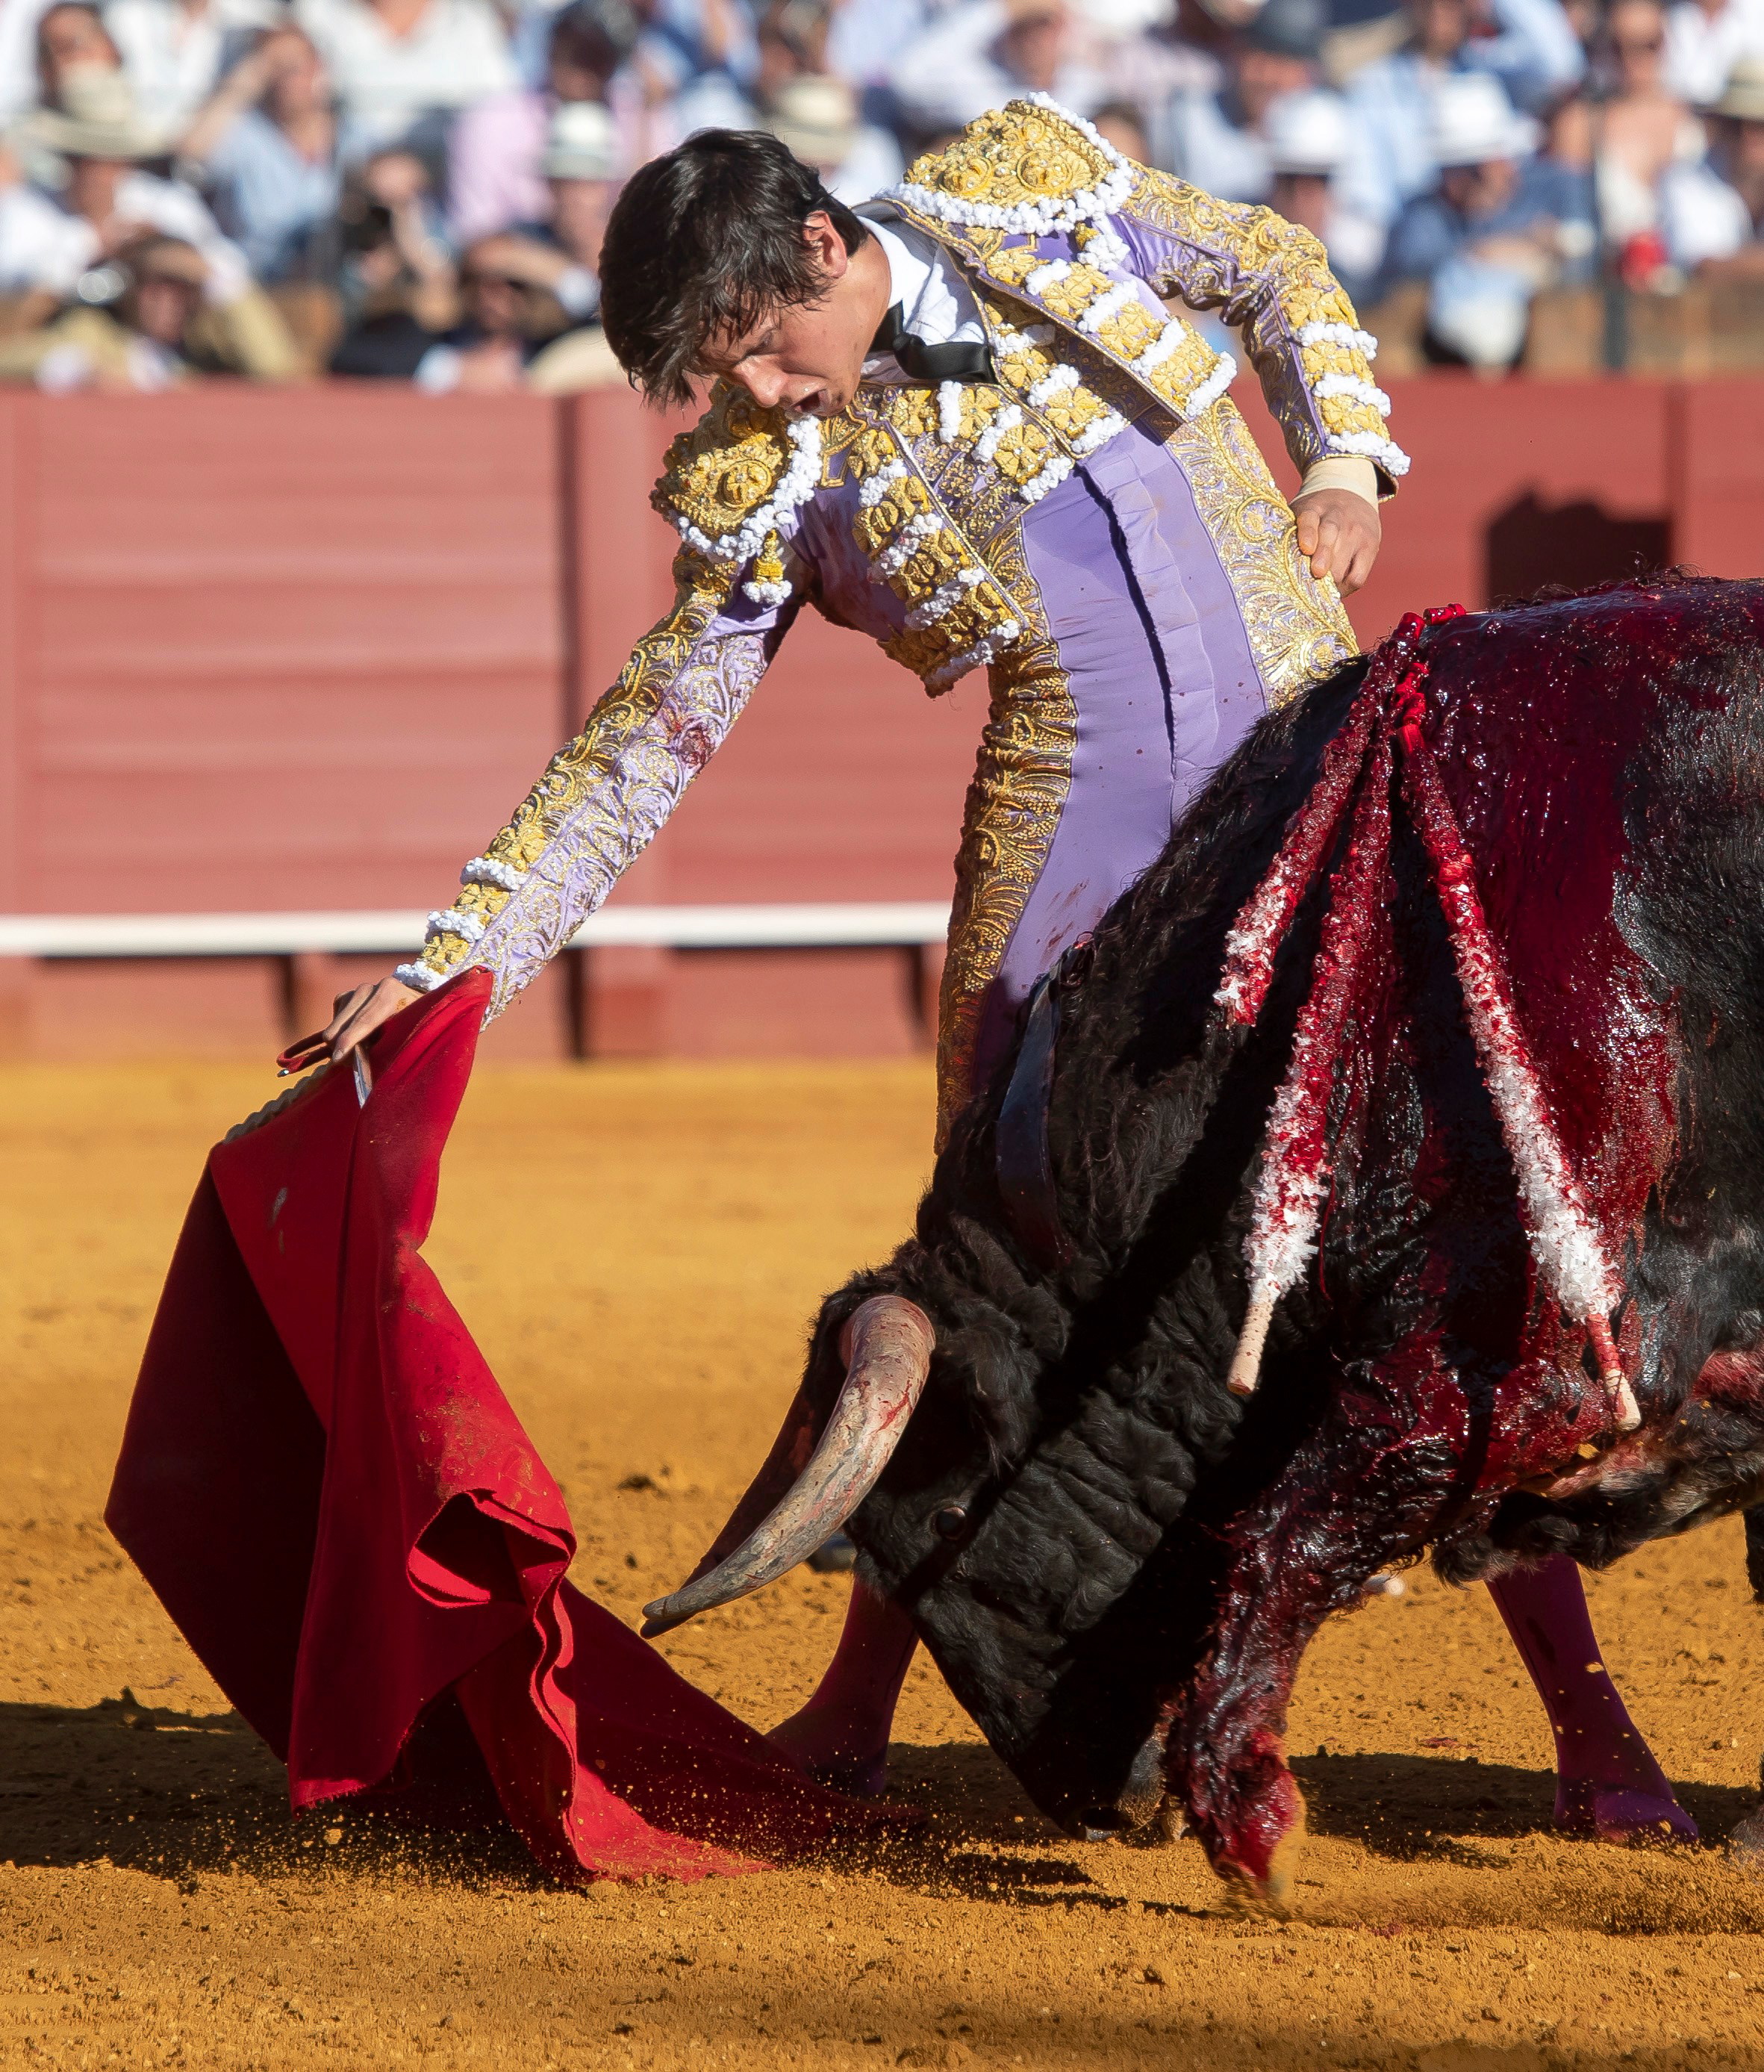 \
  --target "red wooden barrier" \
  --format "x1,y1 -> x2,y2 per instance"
0,376 -> 1758,1062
